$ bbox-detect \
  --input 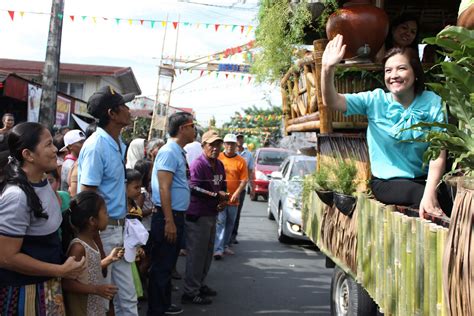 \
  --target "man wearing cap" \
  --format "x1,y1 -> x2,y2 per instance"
214,134 -> 248,259
148,112 -> 195,316
230,133 -> 255,245
60,129 -> 85,191
77,86 -> 138,316
182,130 -> 227,305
